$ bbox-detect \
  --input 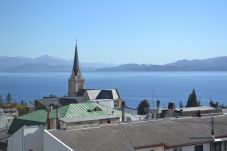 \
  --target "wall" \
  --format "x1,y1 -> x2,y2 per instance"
7,128 -> 23,151
167,143 -> 210,151
65,118 -> 119,129
92,99 -> 114,108
7,126 -> 43,151
24,126 -> 43,151
43,130 -> 73,151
